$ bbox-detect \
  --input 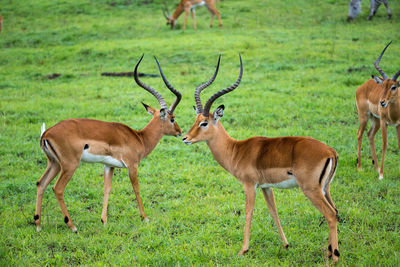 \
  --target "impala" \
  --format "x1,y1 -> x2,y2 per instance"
34,55 -> 182,232
162,0 -> 221,30
356,41 -> 400,180
182,55 -> 340,262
